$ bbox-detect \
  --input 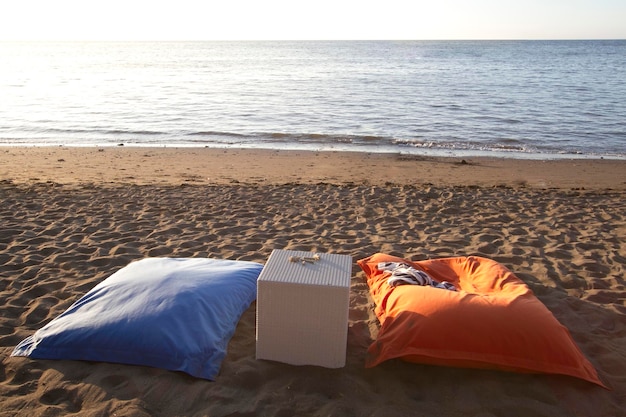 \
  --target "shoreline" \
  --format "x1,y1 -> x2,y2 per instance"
2,143 -> 625,163
1,146 -> 626,189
